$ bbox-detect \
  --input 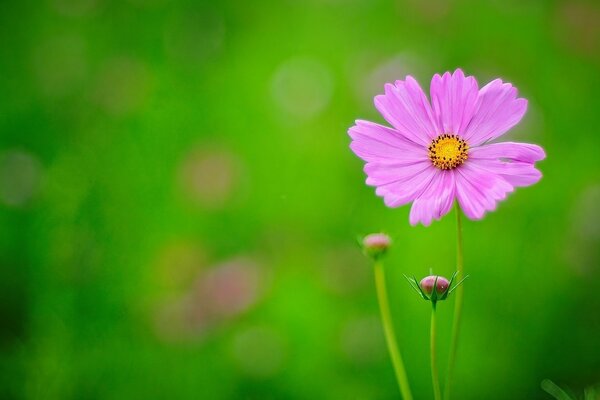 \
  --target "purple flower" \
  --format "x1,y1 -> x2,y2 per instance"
349,69 -> 545,226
